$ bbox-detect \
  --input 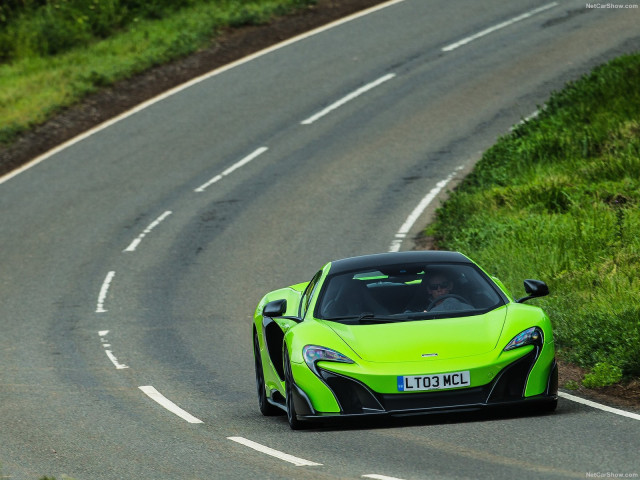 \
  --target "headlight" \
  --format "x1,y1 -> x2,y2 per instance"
303,345 -> 354,376
504,327 -> 543,351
